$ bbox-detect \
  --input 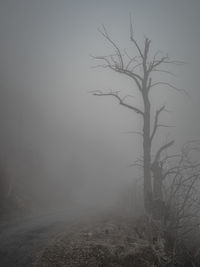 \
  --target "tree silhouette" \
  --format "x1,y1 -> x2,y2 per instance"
92,18 -> 185,215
